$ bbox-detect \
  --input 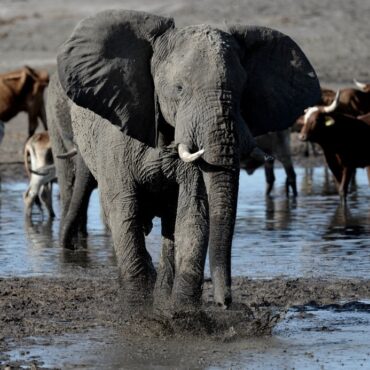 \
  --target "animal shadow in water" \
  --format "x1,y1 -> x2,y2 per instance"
24,217 -> 54,250
265,196 -> 296,231
324,203 -> 367,241
301,166 -> 338,196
